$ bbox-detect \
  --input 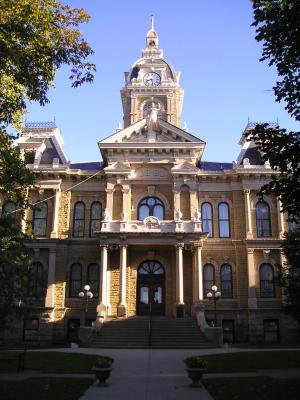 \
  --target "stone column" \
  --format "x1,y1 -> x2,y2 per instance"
50,189 -> 61,238
244,189 -> 253,238
277,198 -> 285,239
194,242 -> 203,302
45,248 -> 56,314
122,187 -> 130,220
247,249 -> 257,308
117,245 -> 127,316
97,245 -> 108,319
175,243 -> 185,316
